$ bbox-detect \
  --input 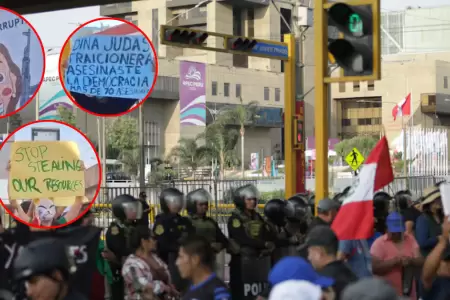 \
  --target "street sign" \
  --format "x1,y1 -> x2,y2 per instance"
345,147 -> 365,171
251,42 -> 288,60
